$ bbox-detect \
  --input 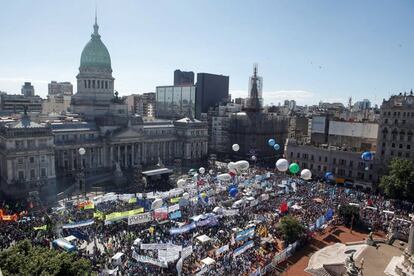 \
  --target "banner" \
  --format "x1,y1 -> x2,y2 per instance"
1,214 -> 18,221
132,251 -> 168,268
236,227 -> 255,241
181,245 -> 193,259
196,216 -> 218,227
169,210 -> 182,220
176,257 -> 183,276
78,200 -> 94,210
62,219 -> 94,229
93,211 -> 105,220
158,248 -> 180,262
128,212 -> 153,225
215,244 -> 229,256
105,208 -> 144,222
69,229 -> 89,241
233,240 -> 254,257
168,204 -> 180,213
153,207 -> 168,220
140,243 -> 182,251
33,225 -> 47,230
170,222 -> 196,235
